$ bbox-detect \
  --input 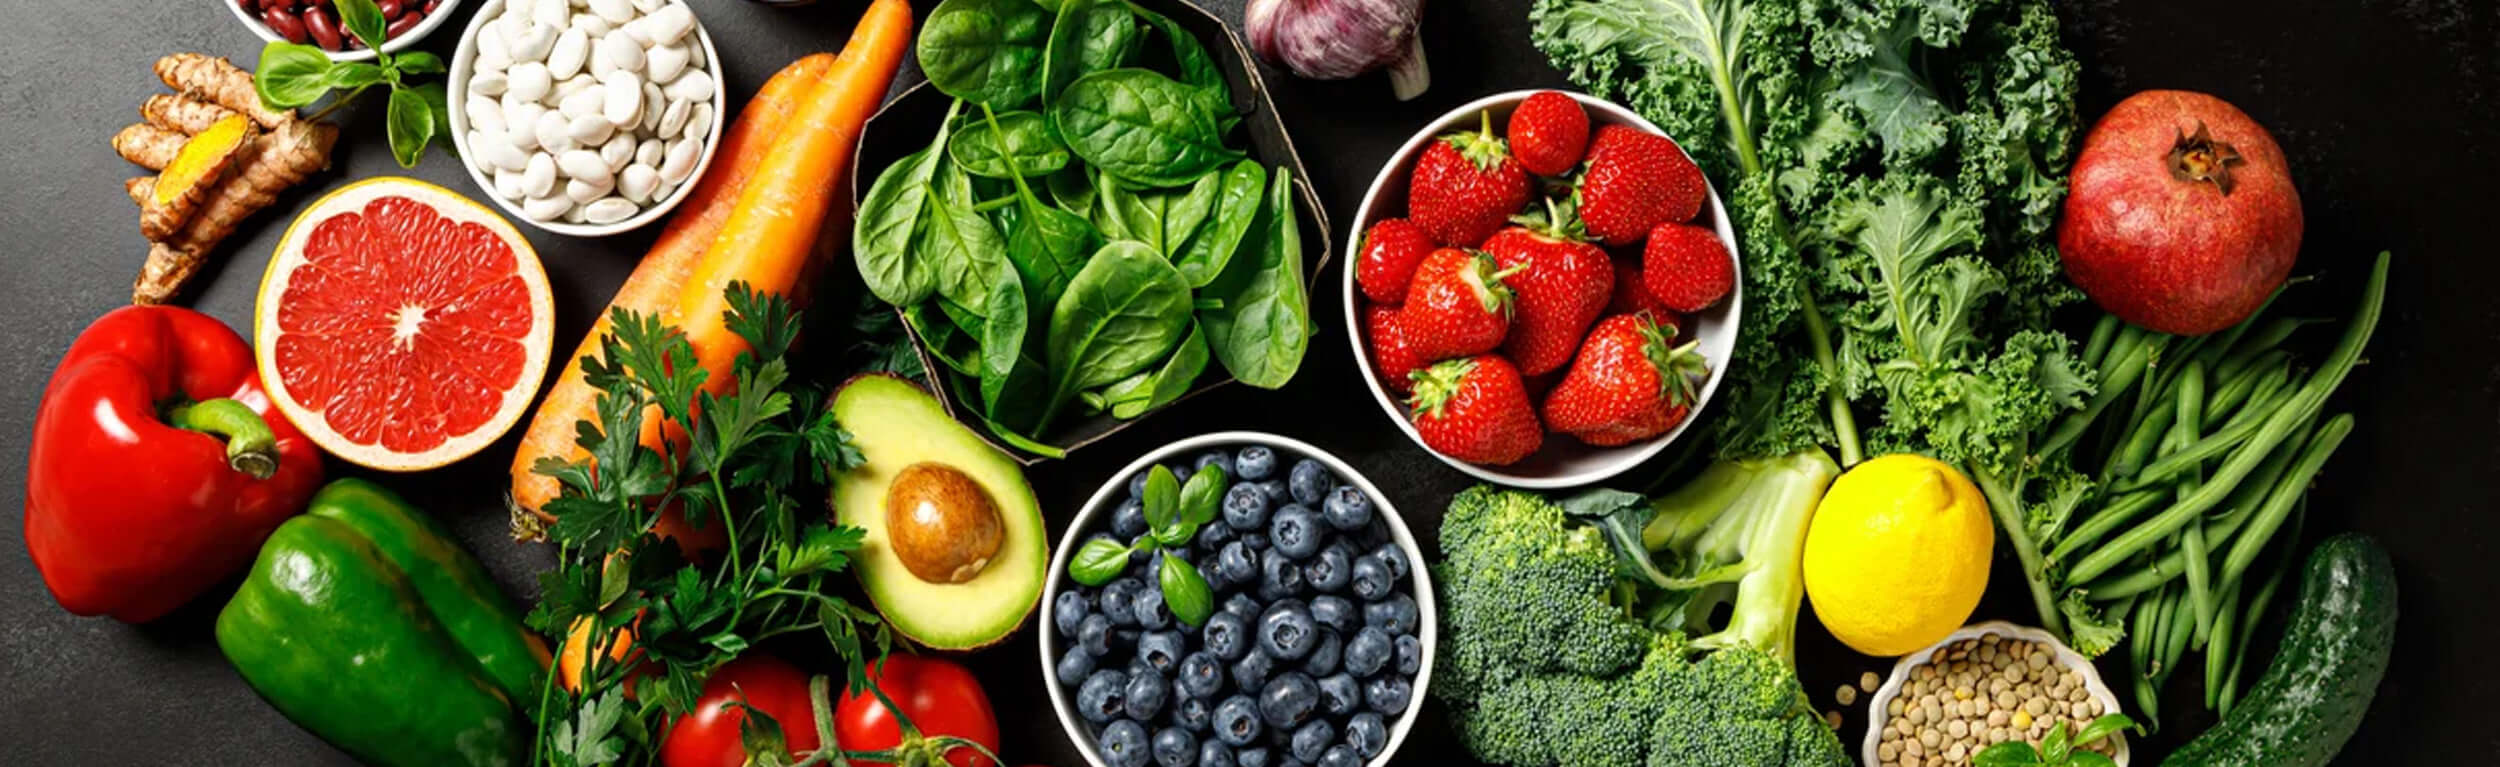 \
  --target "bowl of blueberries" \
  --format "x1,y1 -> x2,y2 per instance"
1039,432 -> 1435,767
